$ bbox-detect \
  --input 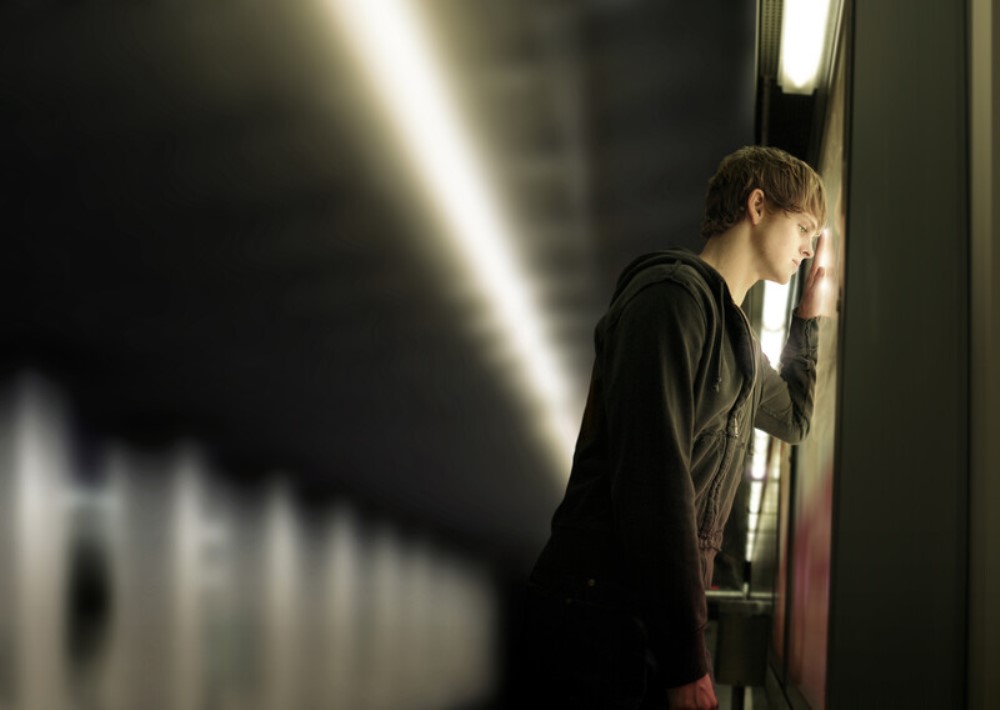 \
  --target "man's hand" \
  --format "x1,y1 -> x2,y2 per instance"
666,673 -> 718,709
796,232 -> 835,319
